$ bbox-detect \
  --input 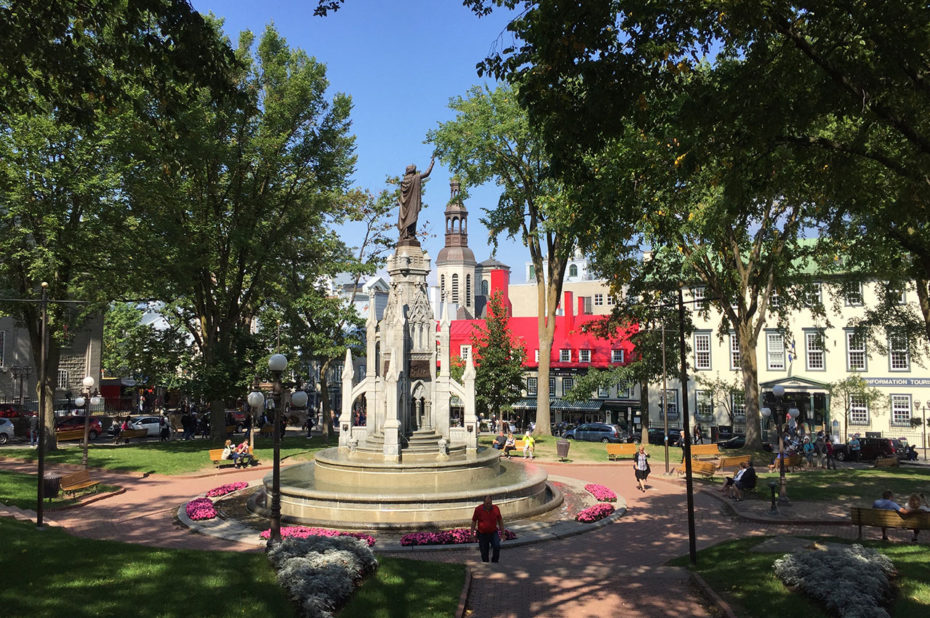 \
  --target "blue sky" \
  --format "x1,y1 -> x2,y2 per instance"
192,0 -> 530,282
